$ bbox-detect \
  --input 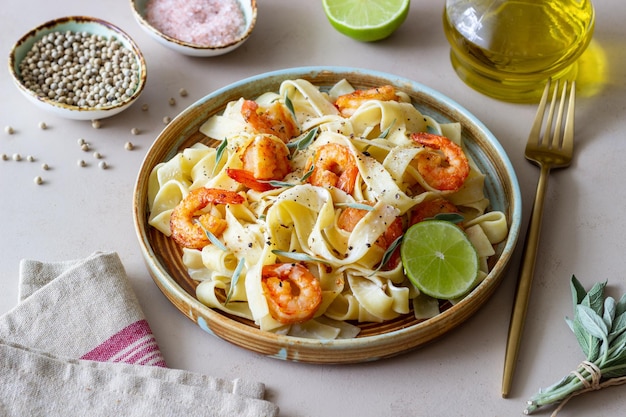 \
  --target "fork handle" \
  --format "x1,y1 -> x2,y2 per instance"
502,163 -> 551,398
